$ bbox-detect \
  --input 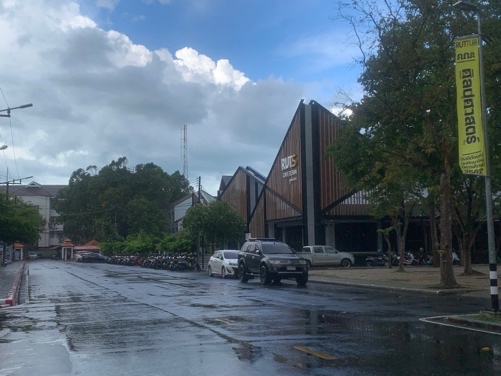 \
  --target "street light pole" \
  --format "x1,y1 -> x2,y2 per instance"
0,103 -> 33,117
453,1 -> 498,311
